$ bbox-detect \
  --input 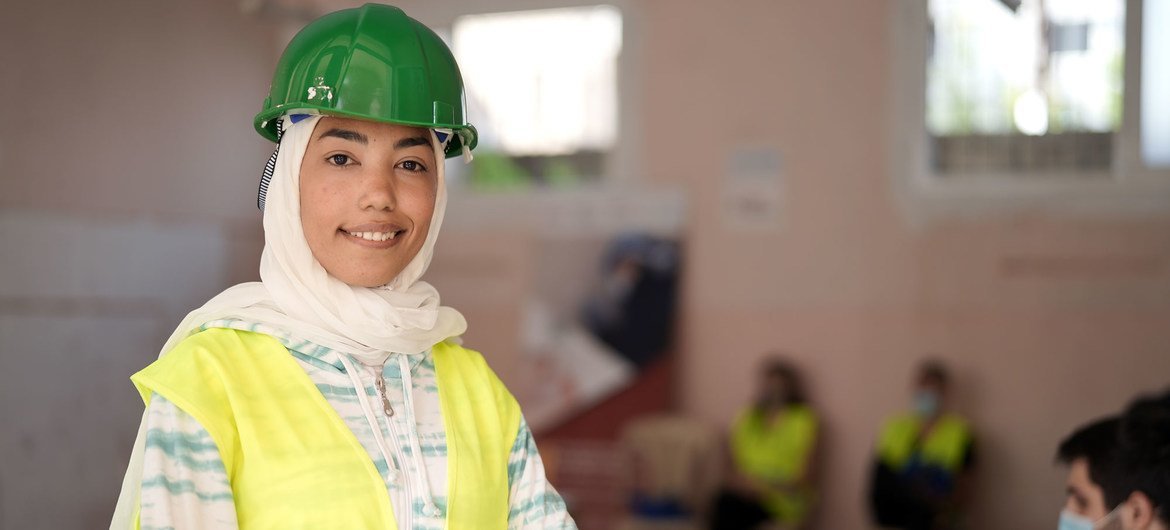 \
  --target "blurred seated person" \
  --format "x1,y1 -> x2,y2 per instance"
1055,389 -> 1170,530
710,357 -> 818,530
869,360 -> 974,530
